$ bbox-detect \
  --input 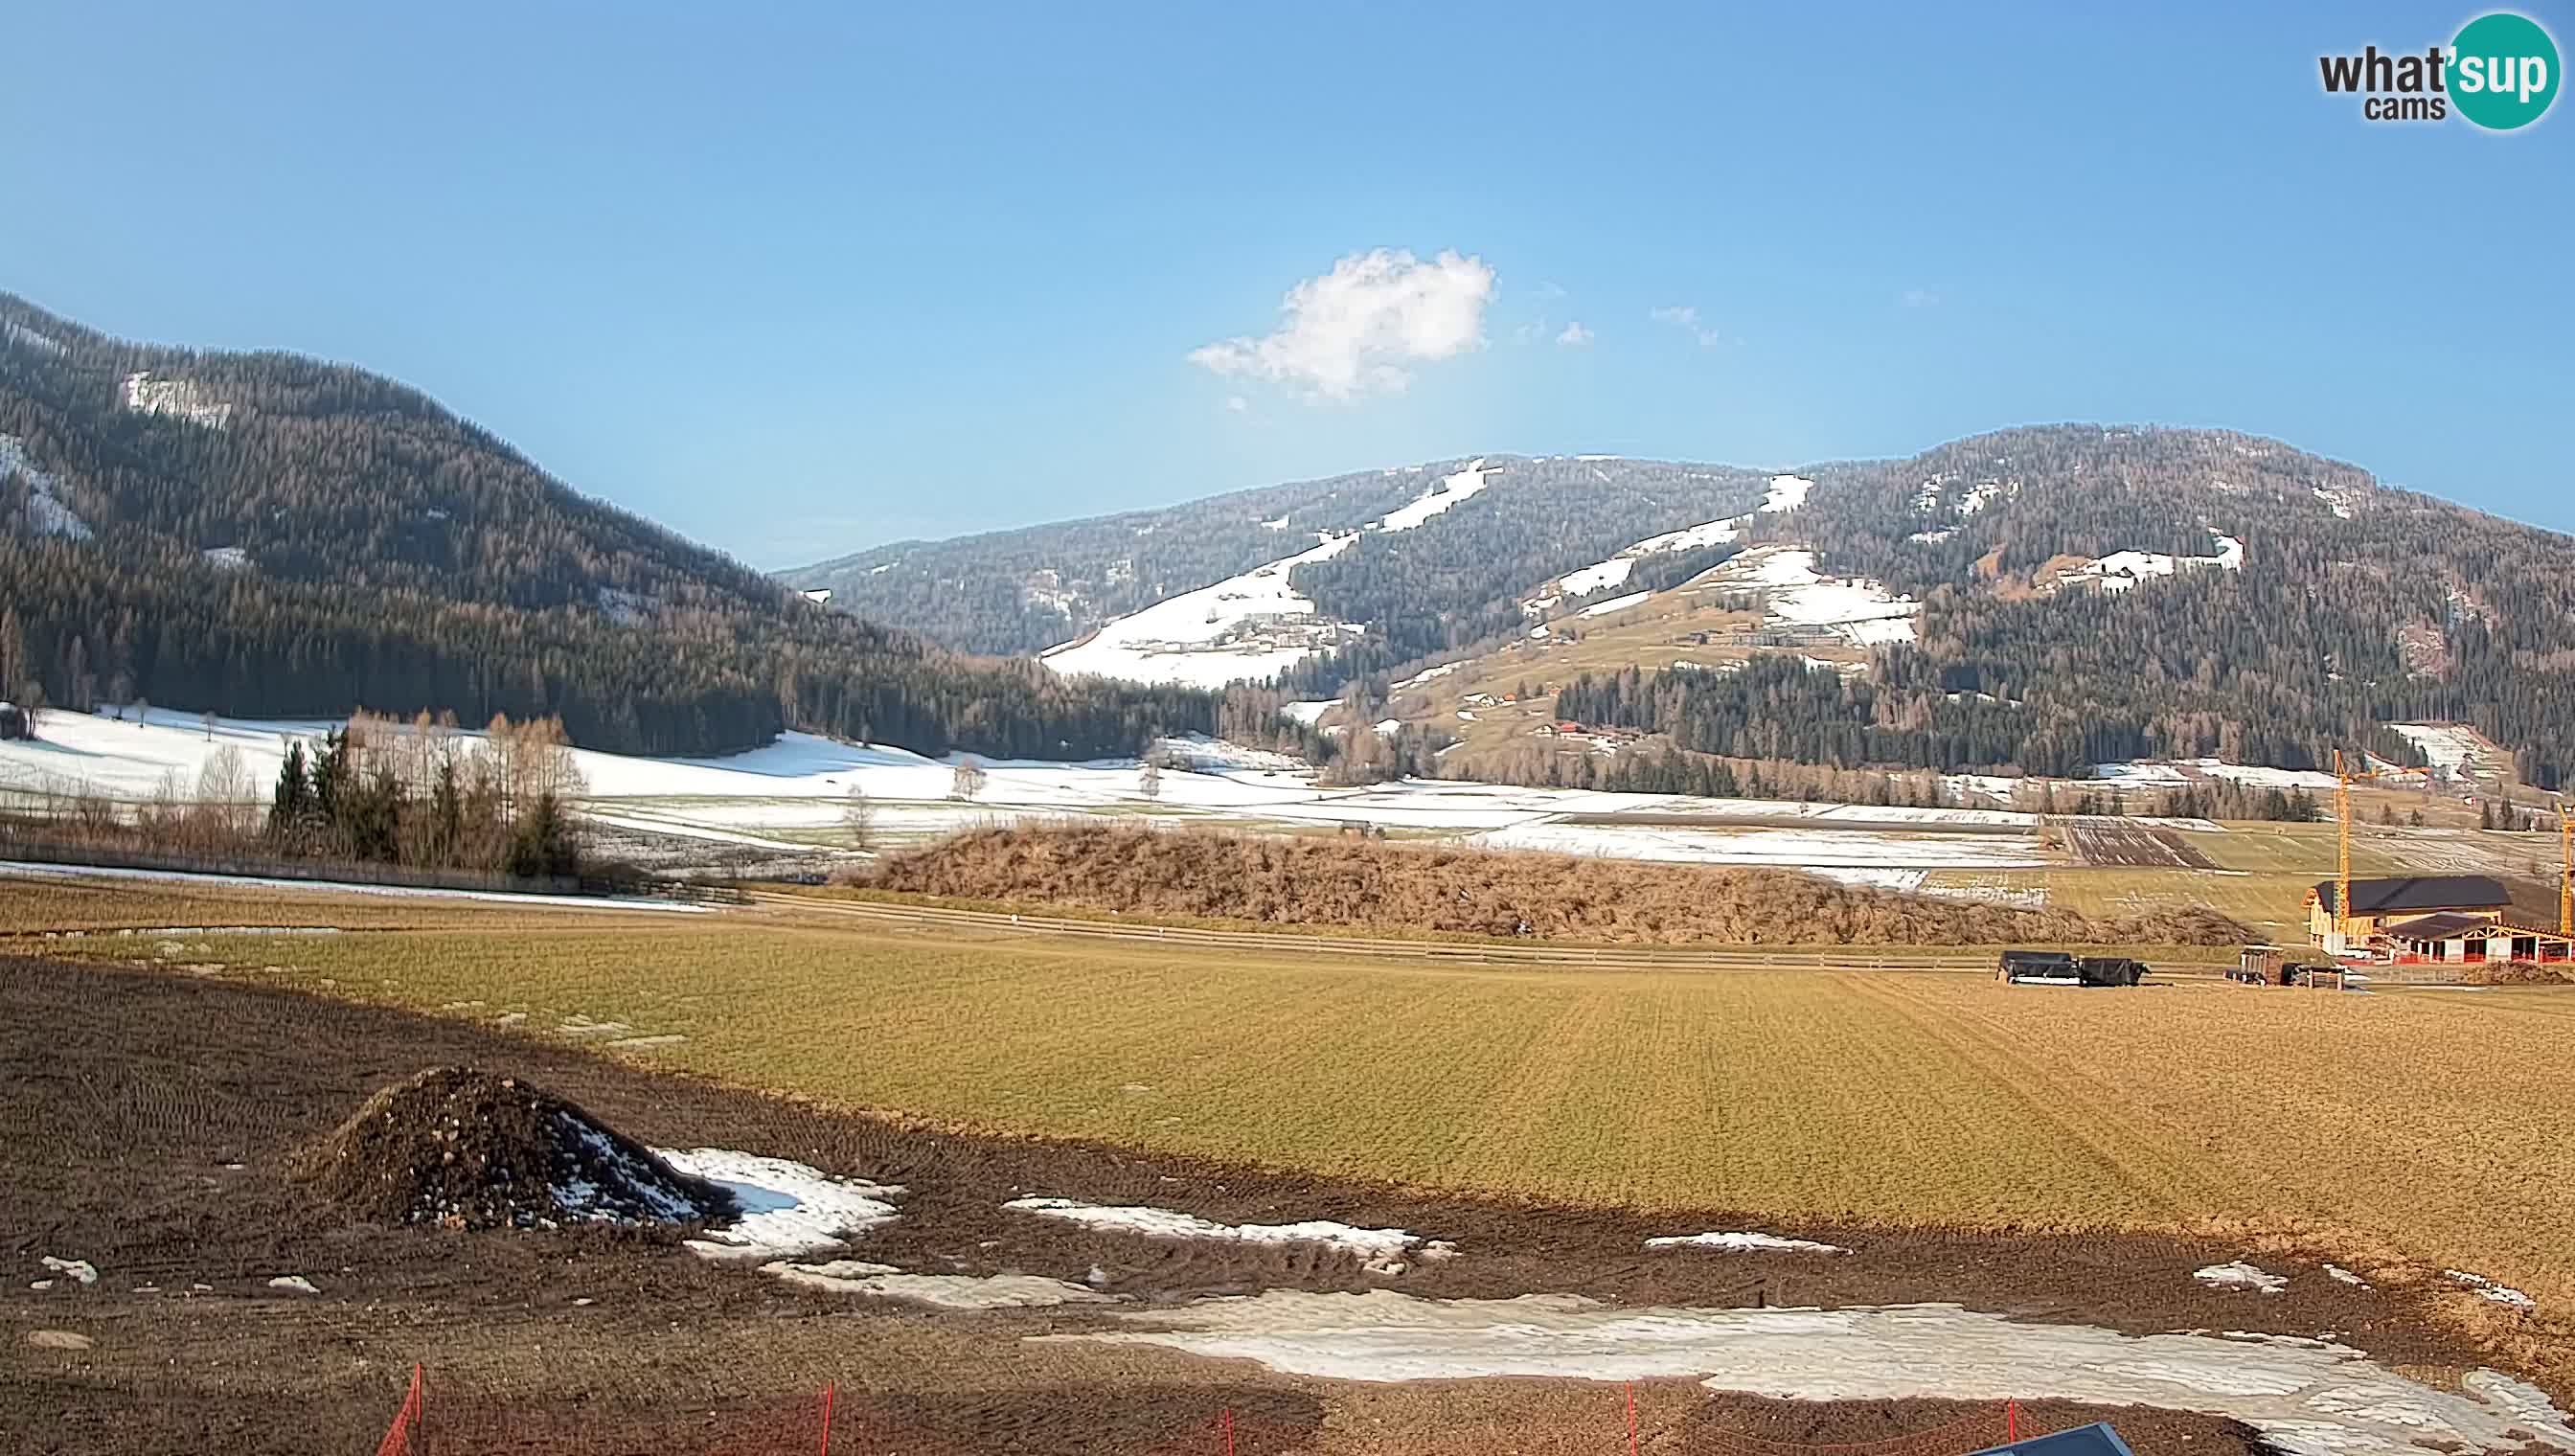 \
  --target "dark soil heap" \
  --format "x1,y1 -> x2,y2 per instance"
296,1067 -> 736,1231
